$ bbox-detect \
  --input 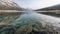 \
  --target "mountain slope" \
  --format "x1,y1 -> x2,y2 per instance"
36,4 -> 60,11
0,0 -> 23,10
